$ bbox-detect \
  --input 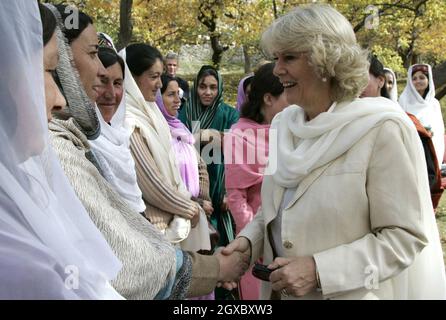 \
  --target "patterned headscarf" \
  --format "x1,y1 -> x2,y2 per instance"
182,65 -> 224,131
45,4 -> 100,140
